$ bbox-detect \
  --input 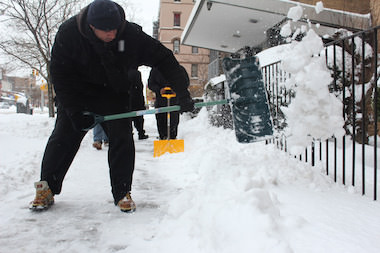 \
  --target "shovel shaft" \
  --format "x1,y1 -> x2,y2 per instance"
83,99 -> 229,131
194,99 -> 228,108
103,105 -> 180,122
103,99 -> 228,122
167,97 -> 171,139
